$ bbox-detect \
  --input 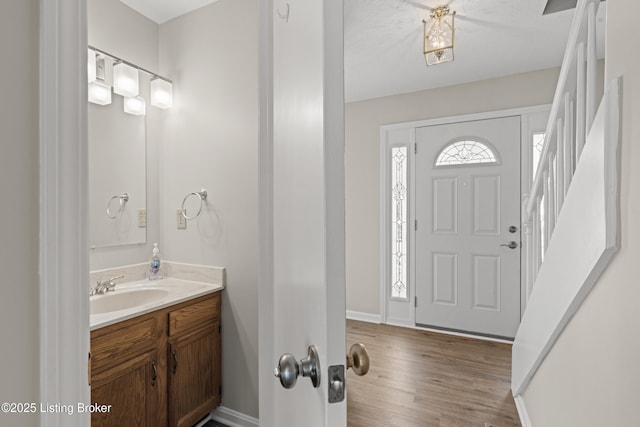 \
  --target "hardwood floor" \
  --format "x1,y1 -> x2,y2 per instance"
346,320 -> 521,427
